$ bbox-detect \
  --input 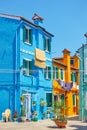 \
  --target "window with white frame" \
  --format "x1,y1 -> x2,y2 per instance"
60,68 -> 64,80
44,66 -> 51,79
43,37 -> 51,52
23,26 -> 33,44
23,59 -> 32,76
53,66 -> 59,79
